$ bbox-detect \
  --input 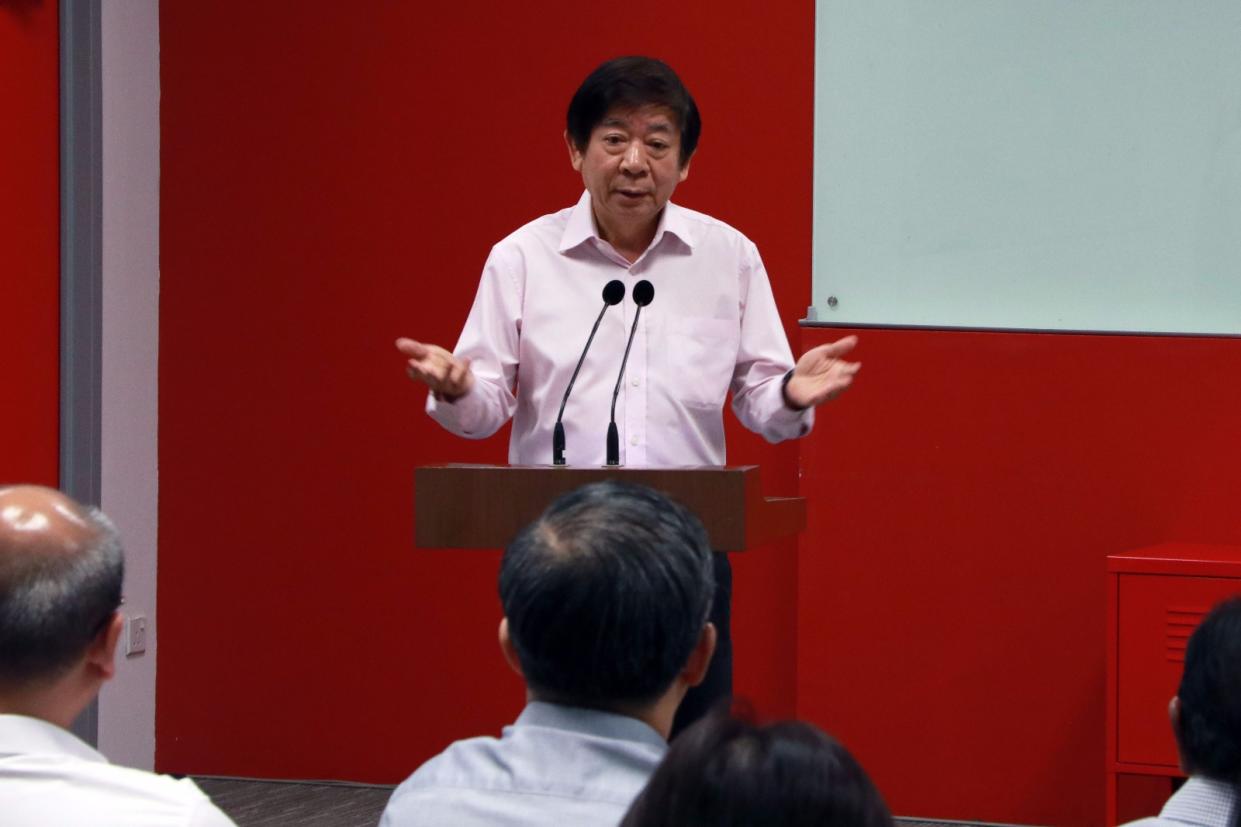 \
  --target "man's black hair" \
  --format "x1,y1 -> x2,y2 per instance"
498,480 -> 714,710
1175,596 -> 1241,827
566,56 -> 701,167
621,708 -> 894,827
0,507 -> 124,688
